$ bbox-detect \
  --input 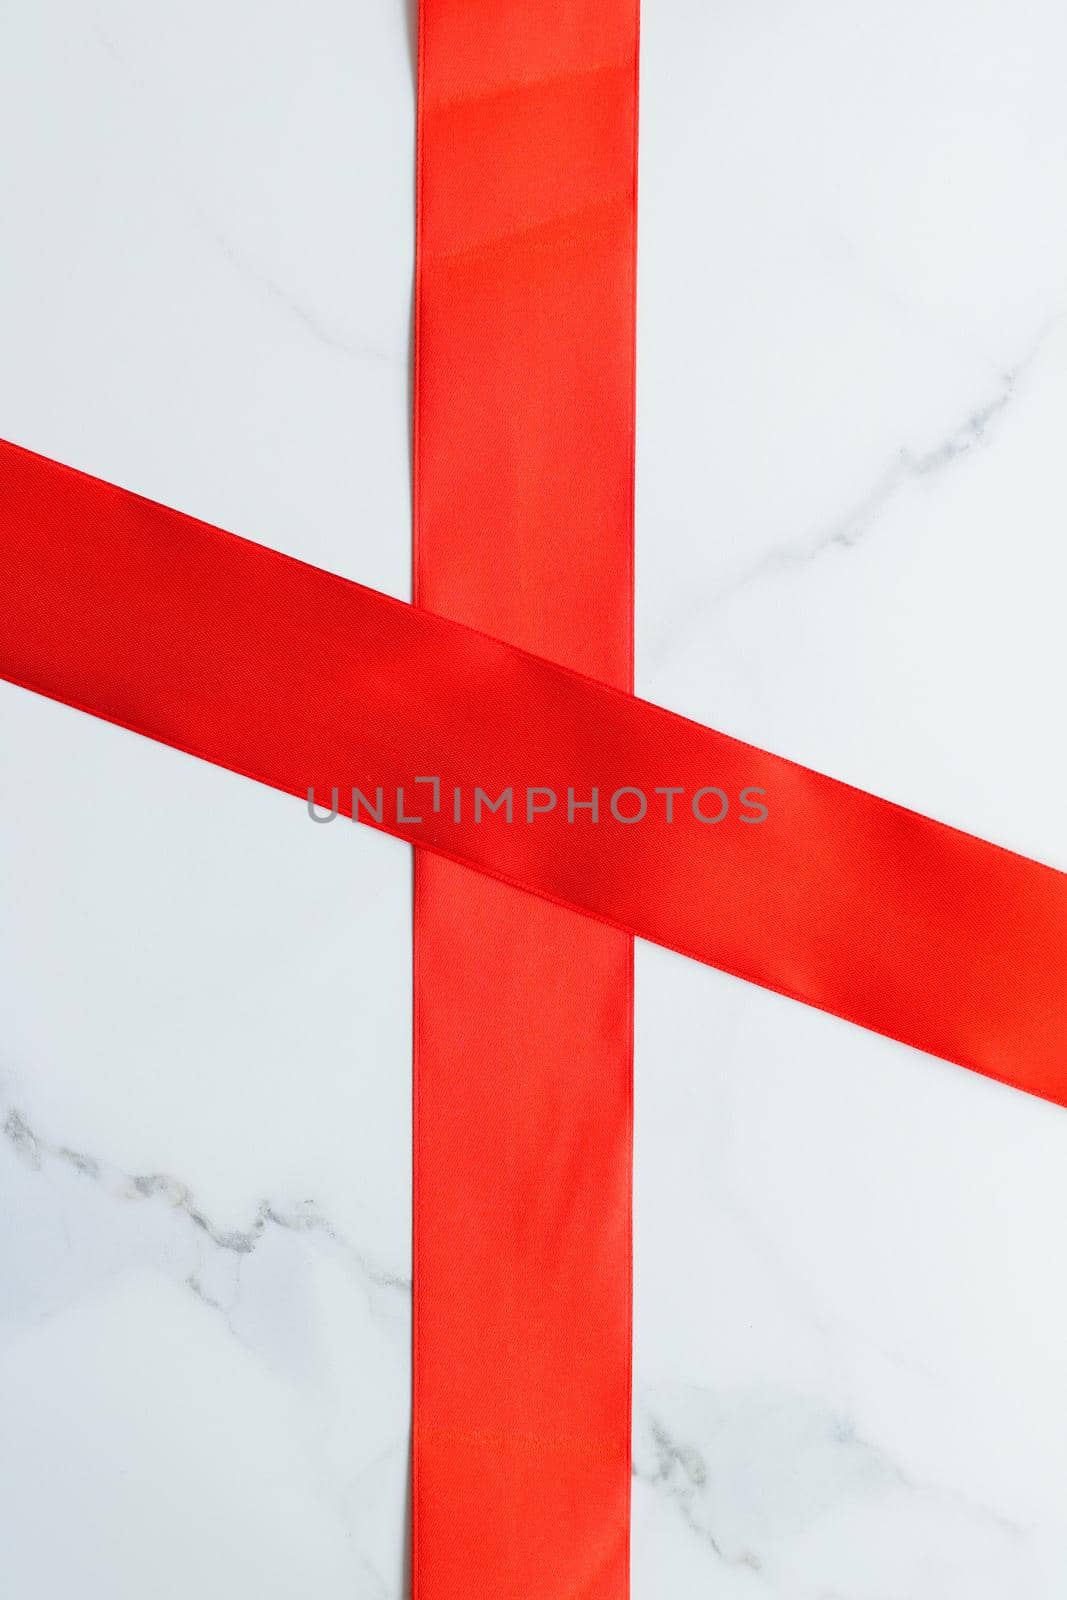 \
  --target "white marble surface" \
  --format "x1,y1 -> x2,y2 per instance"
2,2 -> 1066,1594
